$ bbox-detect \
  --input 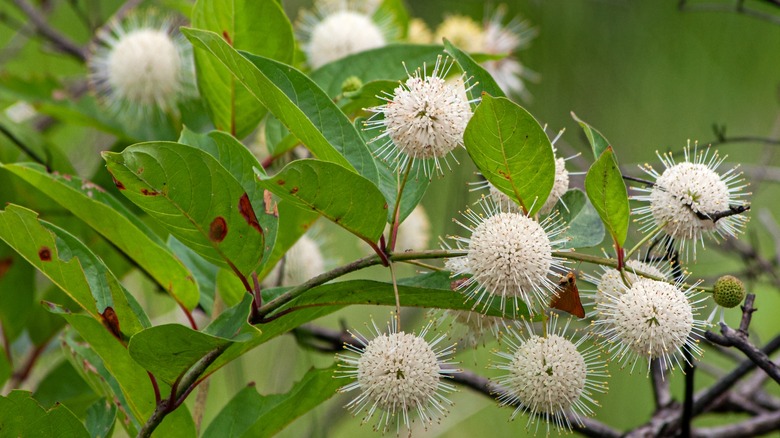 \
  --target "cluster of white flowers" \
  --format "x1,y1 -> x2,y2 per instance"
409,6 -> 537,99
